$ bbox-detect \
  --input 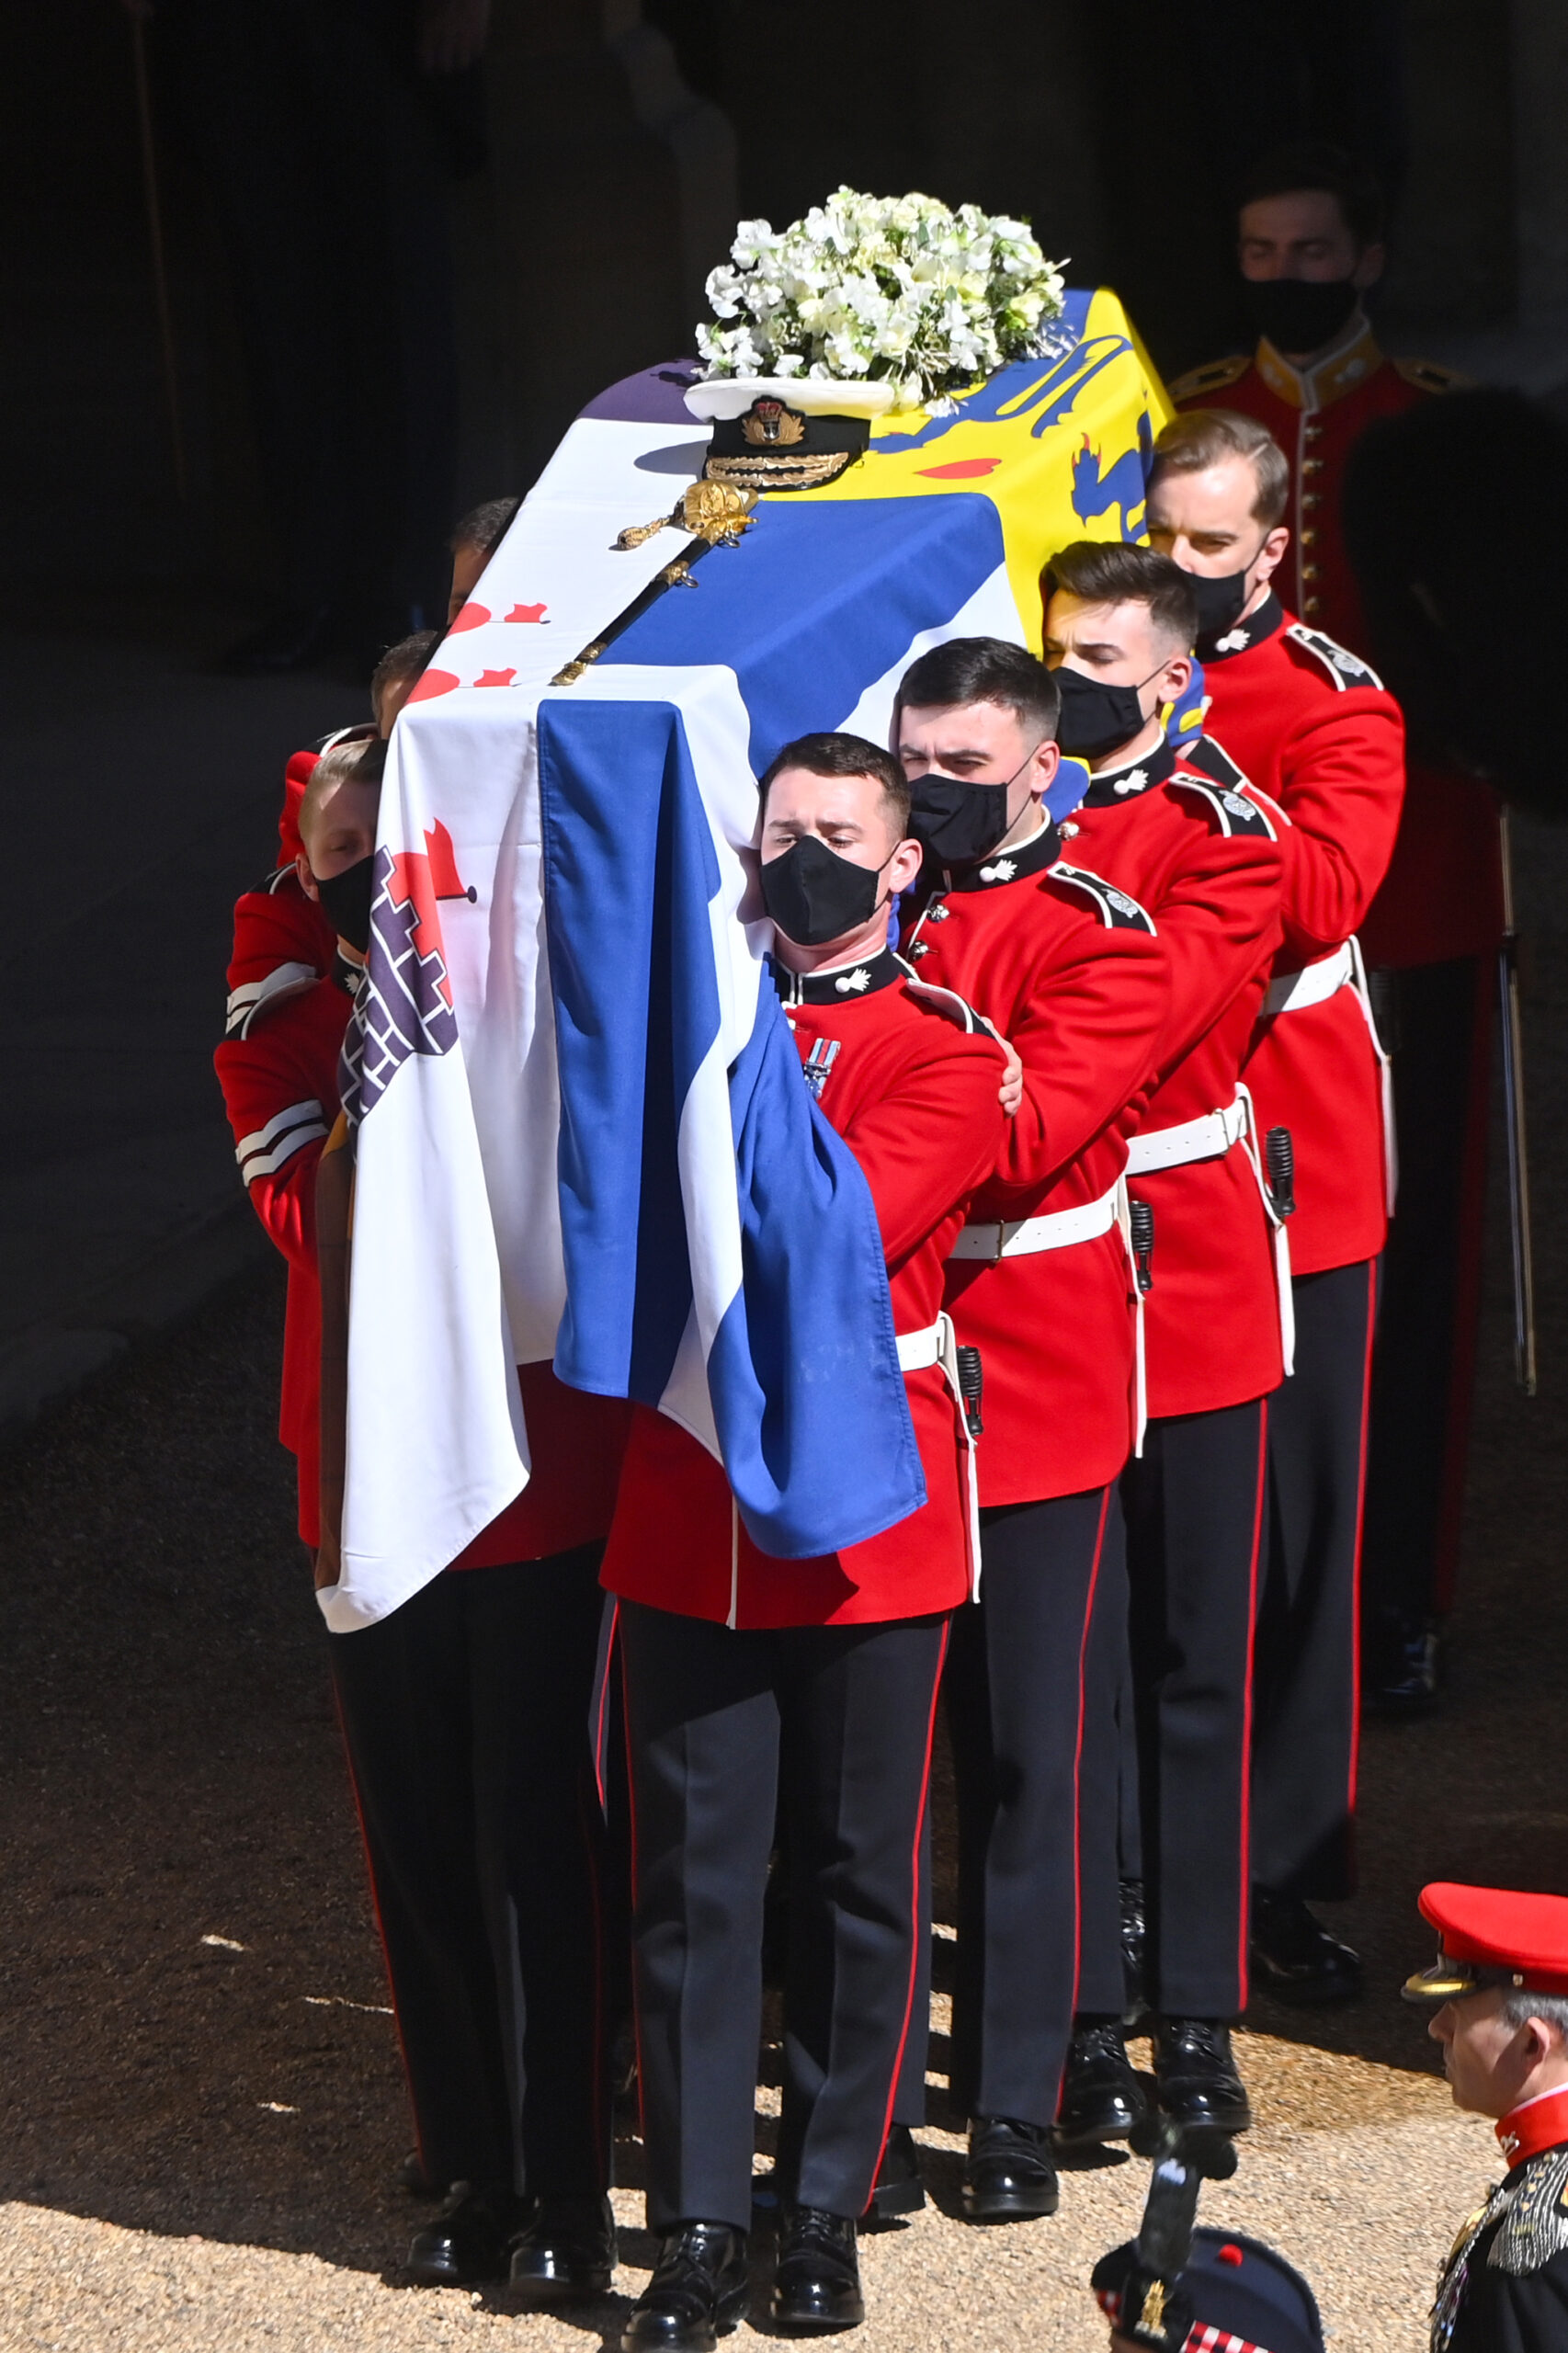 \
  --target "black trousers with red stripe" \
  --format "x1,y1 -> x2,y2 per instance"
619,1599 -> 948,2232
1117,1398 -> 1268,2019
946,1487 -> 1114,2128
327,1548 -> 611,2199
1253,1259 -> 1379,1900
